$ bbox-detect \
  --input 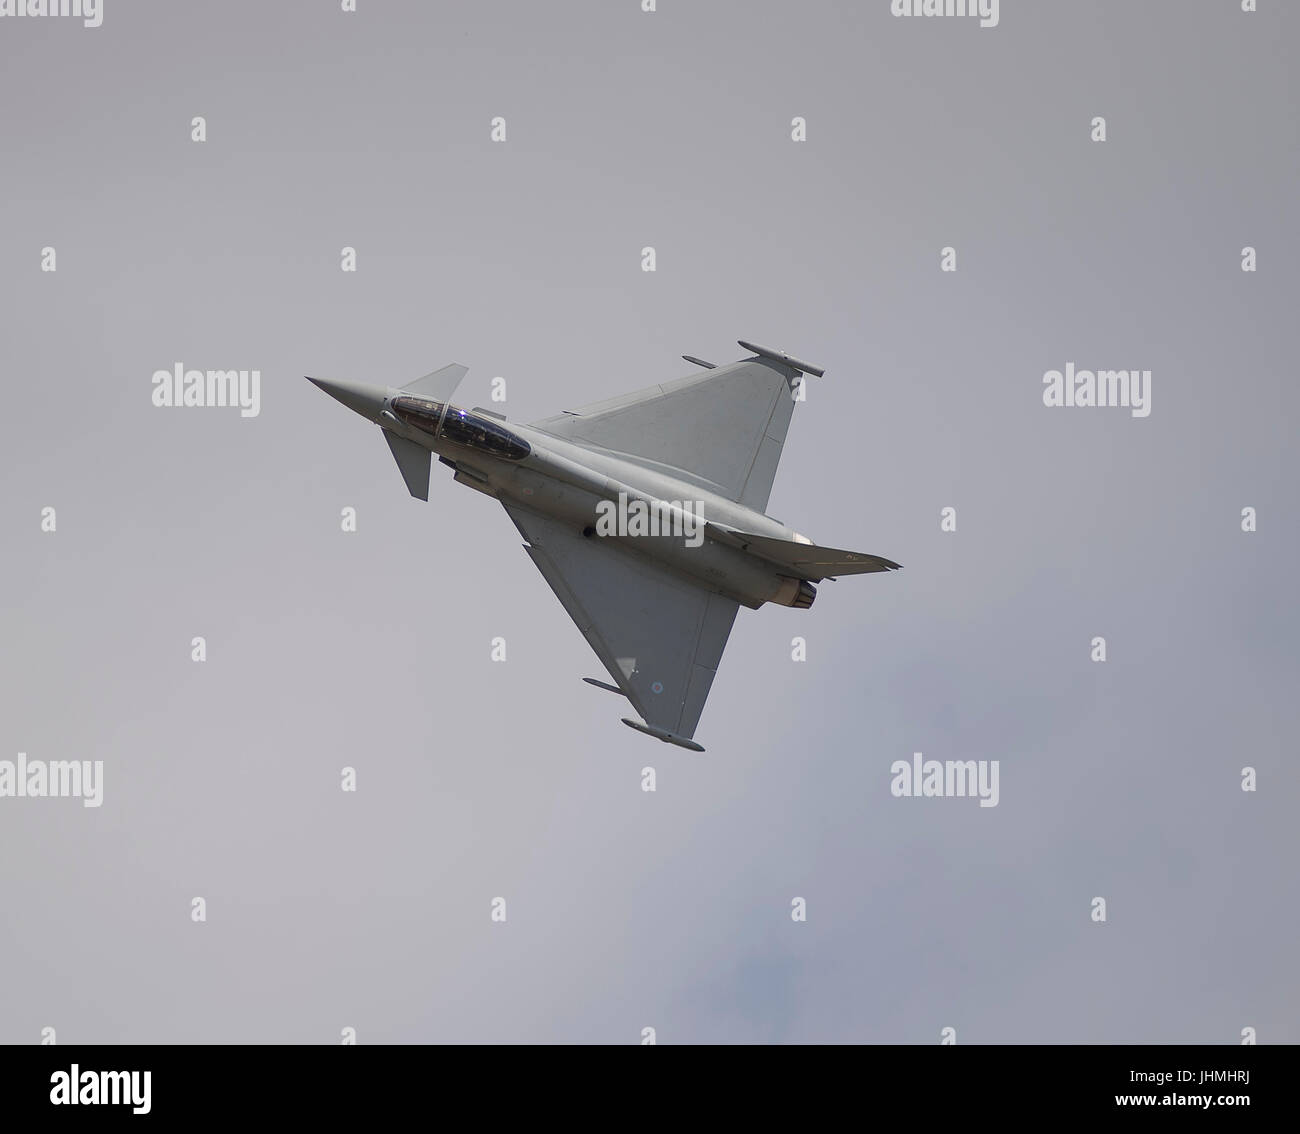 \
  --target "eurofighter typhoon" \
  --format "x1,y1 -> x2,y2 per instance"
307,342 -> 900,751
